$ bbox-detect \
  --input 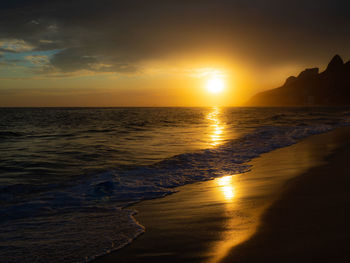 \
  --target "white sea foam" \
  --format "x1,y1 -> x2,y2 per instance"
0,124 -> 340,262
1,107 -> 350,262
